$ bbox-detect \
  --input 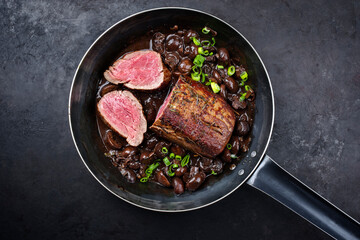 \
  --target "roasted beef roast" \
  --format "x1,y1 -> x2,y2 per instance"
150,77 -> 236,158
